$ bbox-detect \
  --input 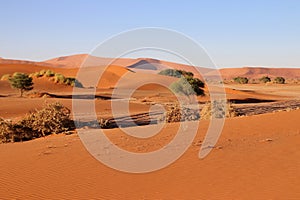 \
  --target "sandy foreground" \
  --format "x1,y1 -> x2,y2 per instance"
0,109 -> 299,199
